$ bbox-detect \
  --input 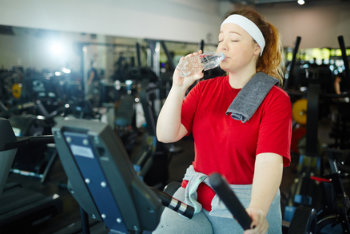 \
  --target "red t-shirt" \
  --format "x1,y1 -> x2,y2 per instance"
181,75 -> 292,211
